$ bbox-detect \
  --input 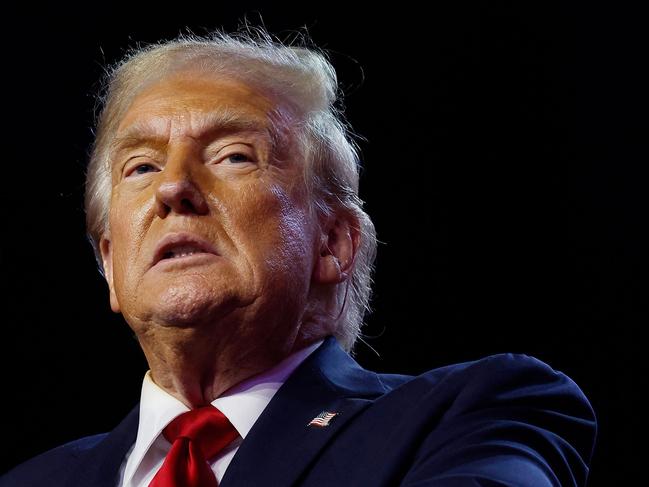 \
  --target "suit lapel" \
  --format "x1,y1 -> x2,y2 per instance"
65,405 -> 139,487
63,337 -> 382,487
220,336 -> 386,487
